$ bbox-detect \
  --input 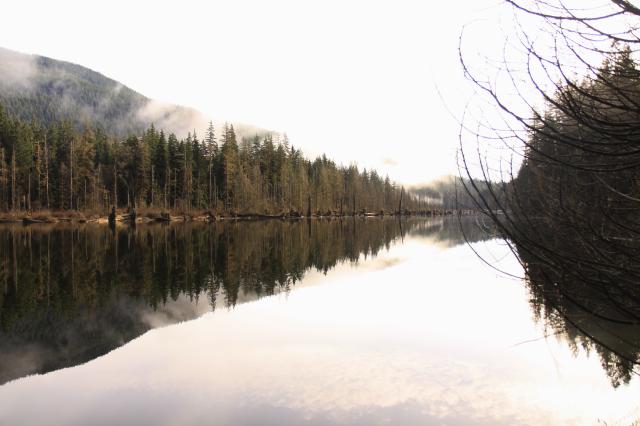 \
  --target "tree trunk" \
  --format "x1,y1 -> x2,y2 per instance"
95,165 -> 99,209
151,164 -> 155,207
165,167 -> 169,209
352,193 -> 356,216
113,164 -> 118,208
11,145 -> 16,211
183,144 -> 188,209
173,168 -> 177,209
69,139 -> 74,210
27,169 -> 31,211
69,140 -> 73,210
0,147 -> 4,210
34,141 -> 40,208
44,134 -> 50,209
